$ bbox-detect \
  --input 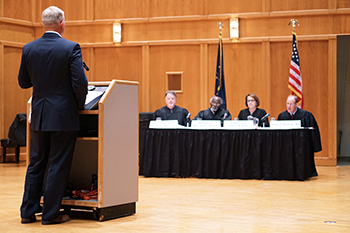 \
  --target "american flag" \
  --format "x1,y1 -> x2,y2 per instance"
288,32 -> 303,109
